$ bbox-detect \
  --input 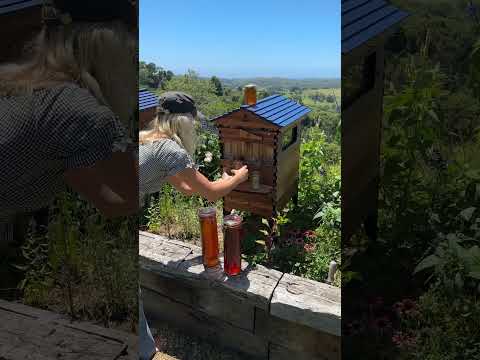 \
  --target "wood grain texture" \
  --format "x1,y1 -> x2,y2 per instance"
275,141 -> 300,202
0,299 -> 134,360
139,231 -> 193,271
142,287 -> 269,360
140,233 -> 283,312
215,110 -> 279,131
255,308 -> 341,360
270,273 -> 341,337
342,48 -> 385,240
269,342 -> 339,360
